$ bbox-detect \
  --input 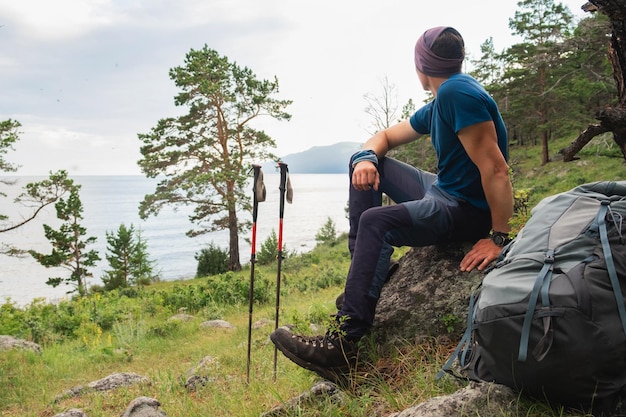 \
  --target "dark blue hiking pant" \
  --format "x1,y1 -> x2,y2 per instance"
338,156 -> 491,340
